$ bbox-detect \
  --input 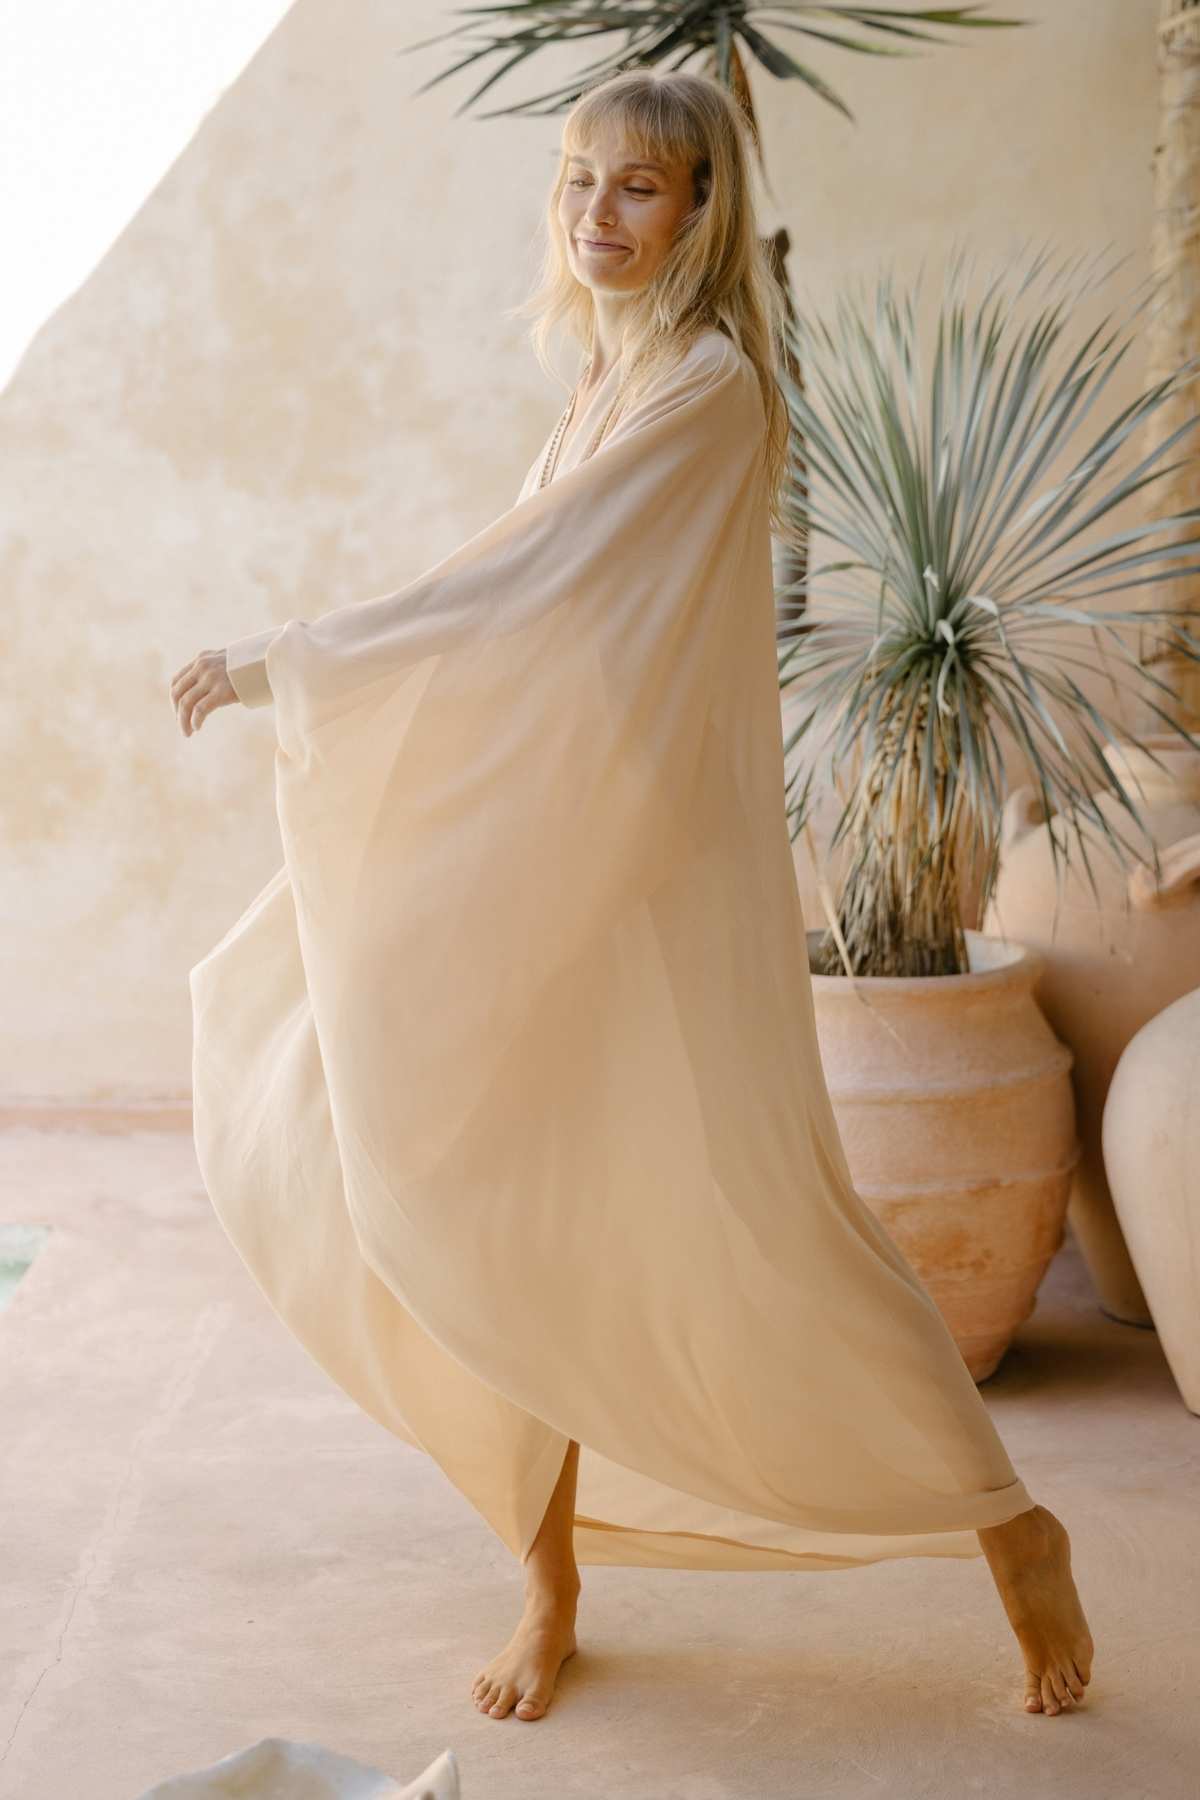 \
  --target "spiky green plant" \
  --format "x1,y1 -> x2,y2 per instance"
401,3 -> 1025,125
777,245 -> 1200,979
